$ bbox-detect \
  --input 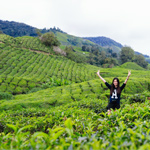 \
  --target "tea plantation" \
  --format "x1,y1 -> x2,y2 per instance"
0,34 -> 150,149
